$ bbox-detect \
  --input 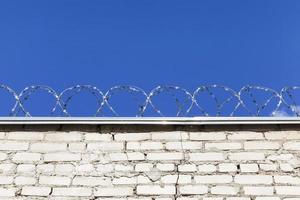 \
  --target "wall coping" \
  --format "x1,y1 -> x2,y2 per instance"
0,117 -> 300,125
